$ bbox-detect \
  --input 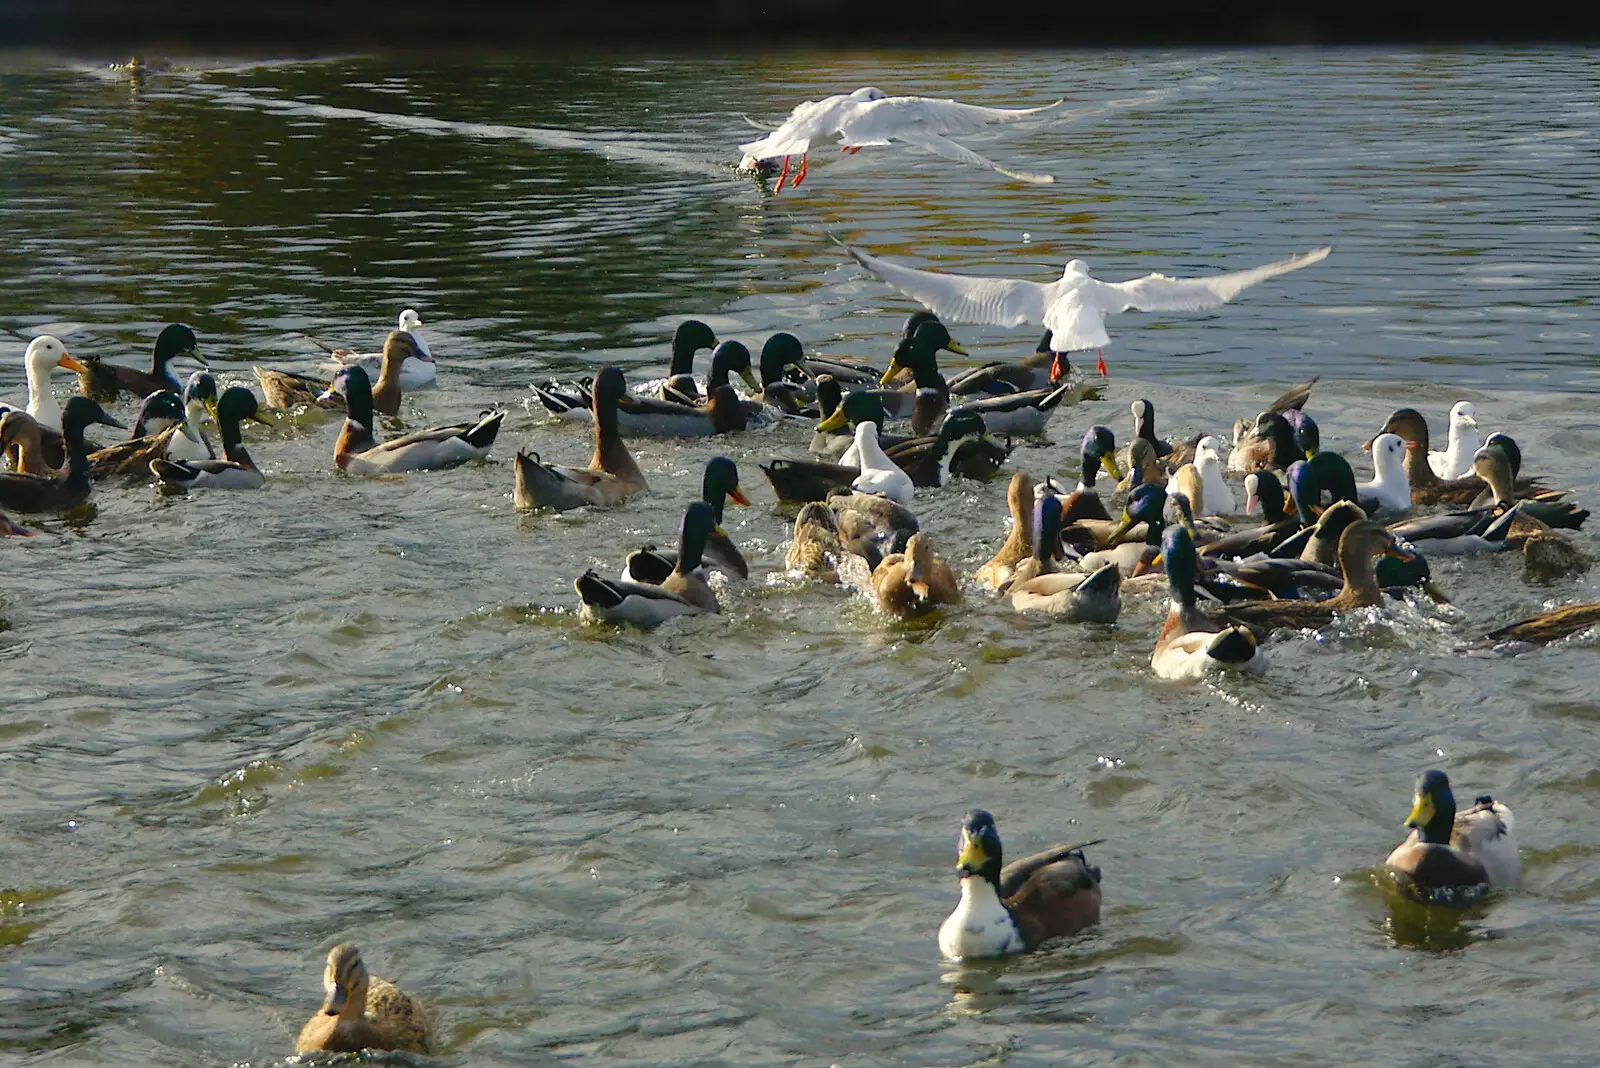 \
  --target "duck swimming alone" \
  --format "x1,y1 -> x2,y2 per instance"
295,943 -> 430,1055
1383,770 -> 1518,905
325,366 -> 503,475
937,809 -> 1102,961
